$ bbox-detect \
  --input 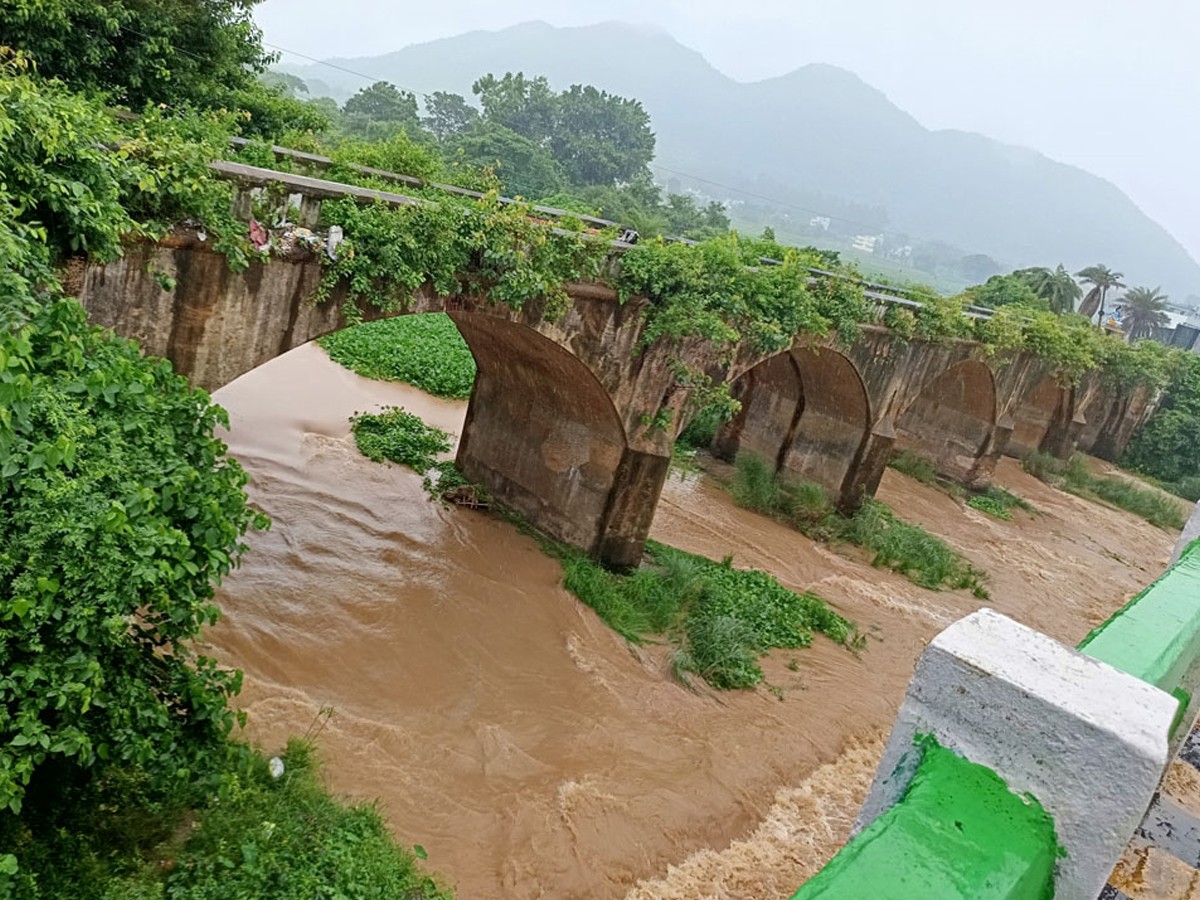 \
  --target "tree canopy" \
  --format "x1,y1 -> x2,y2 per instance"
471,71 -> 655,187
0,0 -> 270,109
1118,286 -> 1171,340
